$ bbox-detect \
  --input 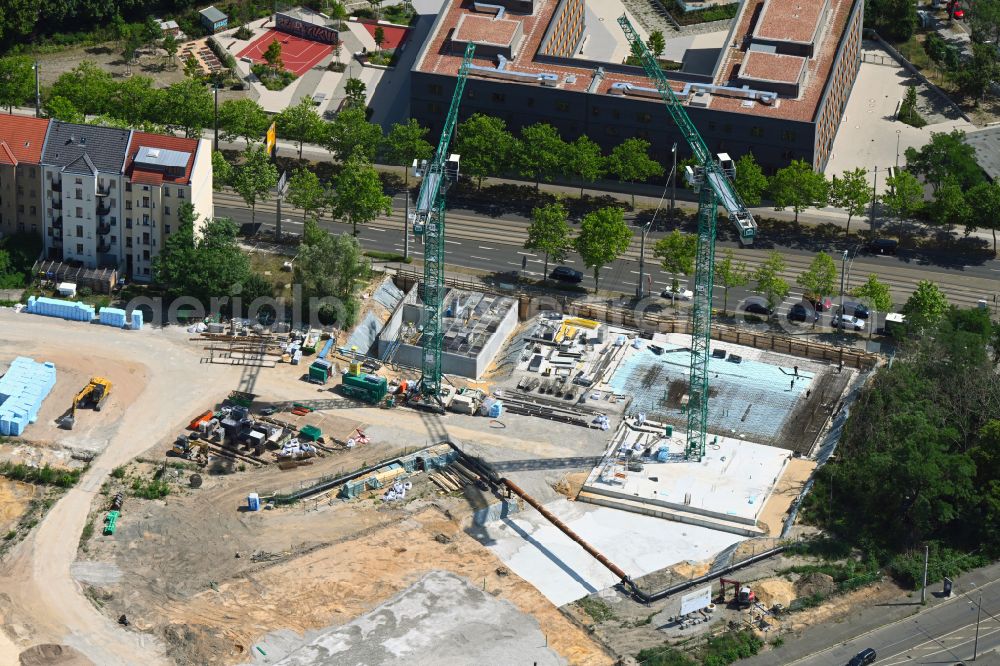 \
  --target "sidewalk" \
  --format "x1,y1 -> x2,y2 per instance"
741,560 -> 1000,665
